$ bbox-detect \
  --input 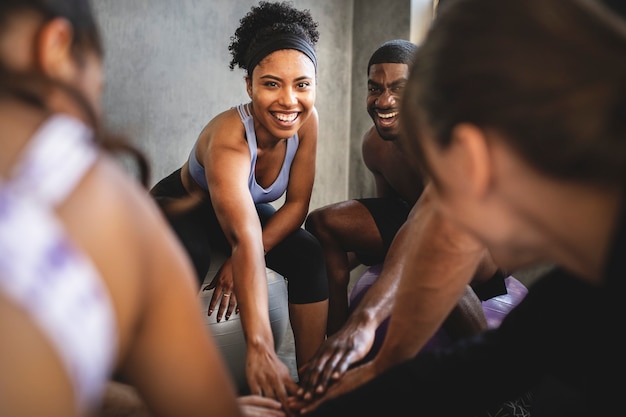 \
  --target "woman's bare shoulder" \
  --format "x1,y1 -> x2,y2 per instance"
197,107 -> 246,151
301,106 -> 319,130
295,106 -> 319,145
199,107 -> 242,137
64,154 -> 198,331
63,155 -> 191,282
